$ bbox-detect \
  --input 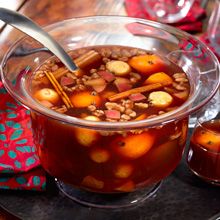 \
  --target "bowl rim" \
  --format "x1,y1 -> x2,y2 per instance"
1,15 -> 220,130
